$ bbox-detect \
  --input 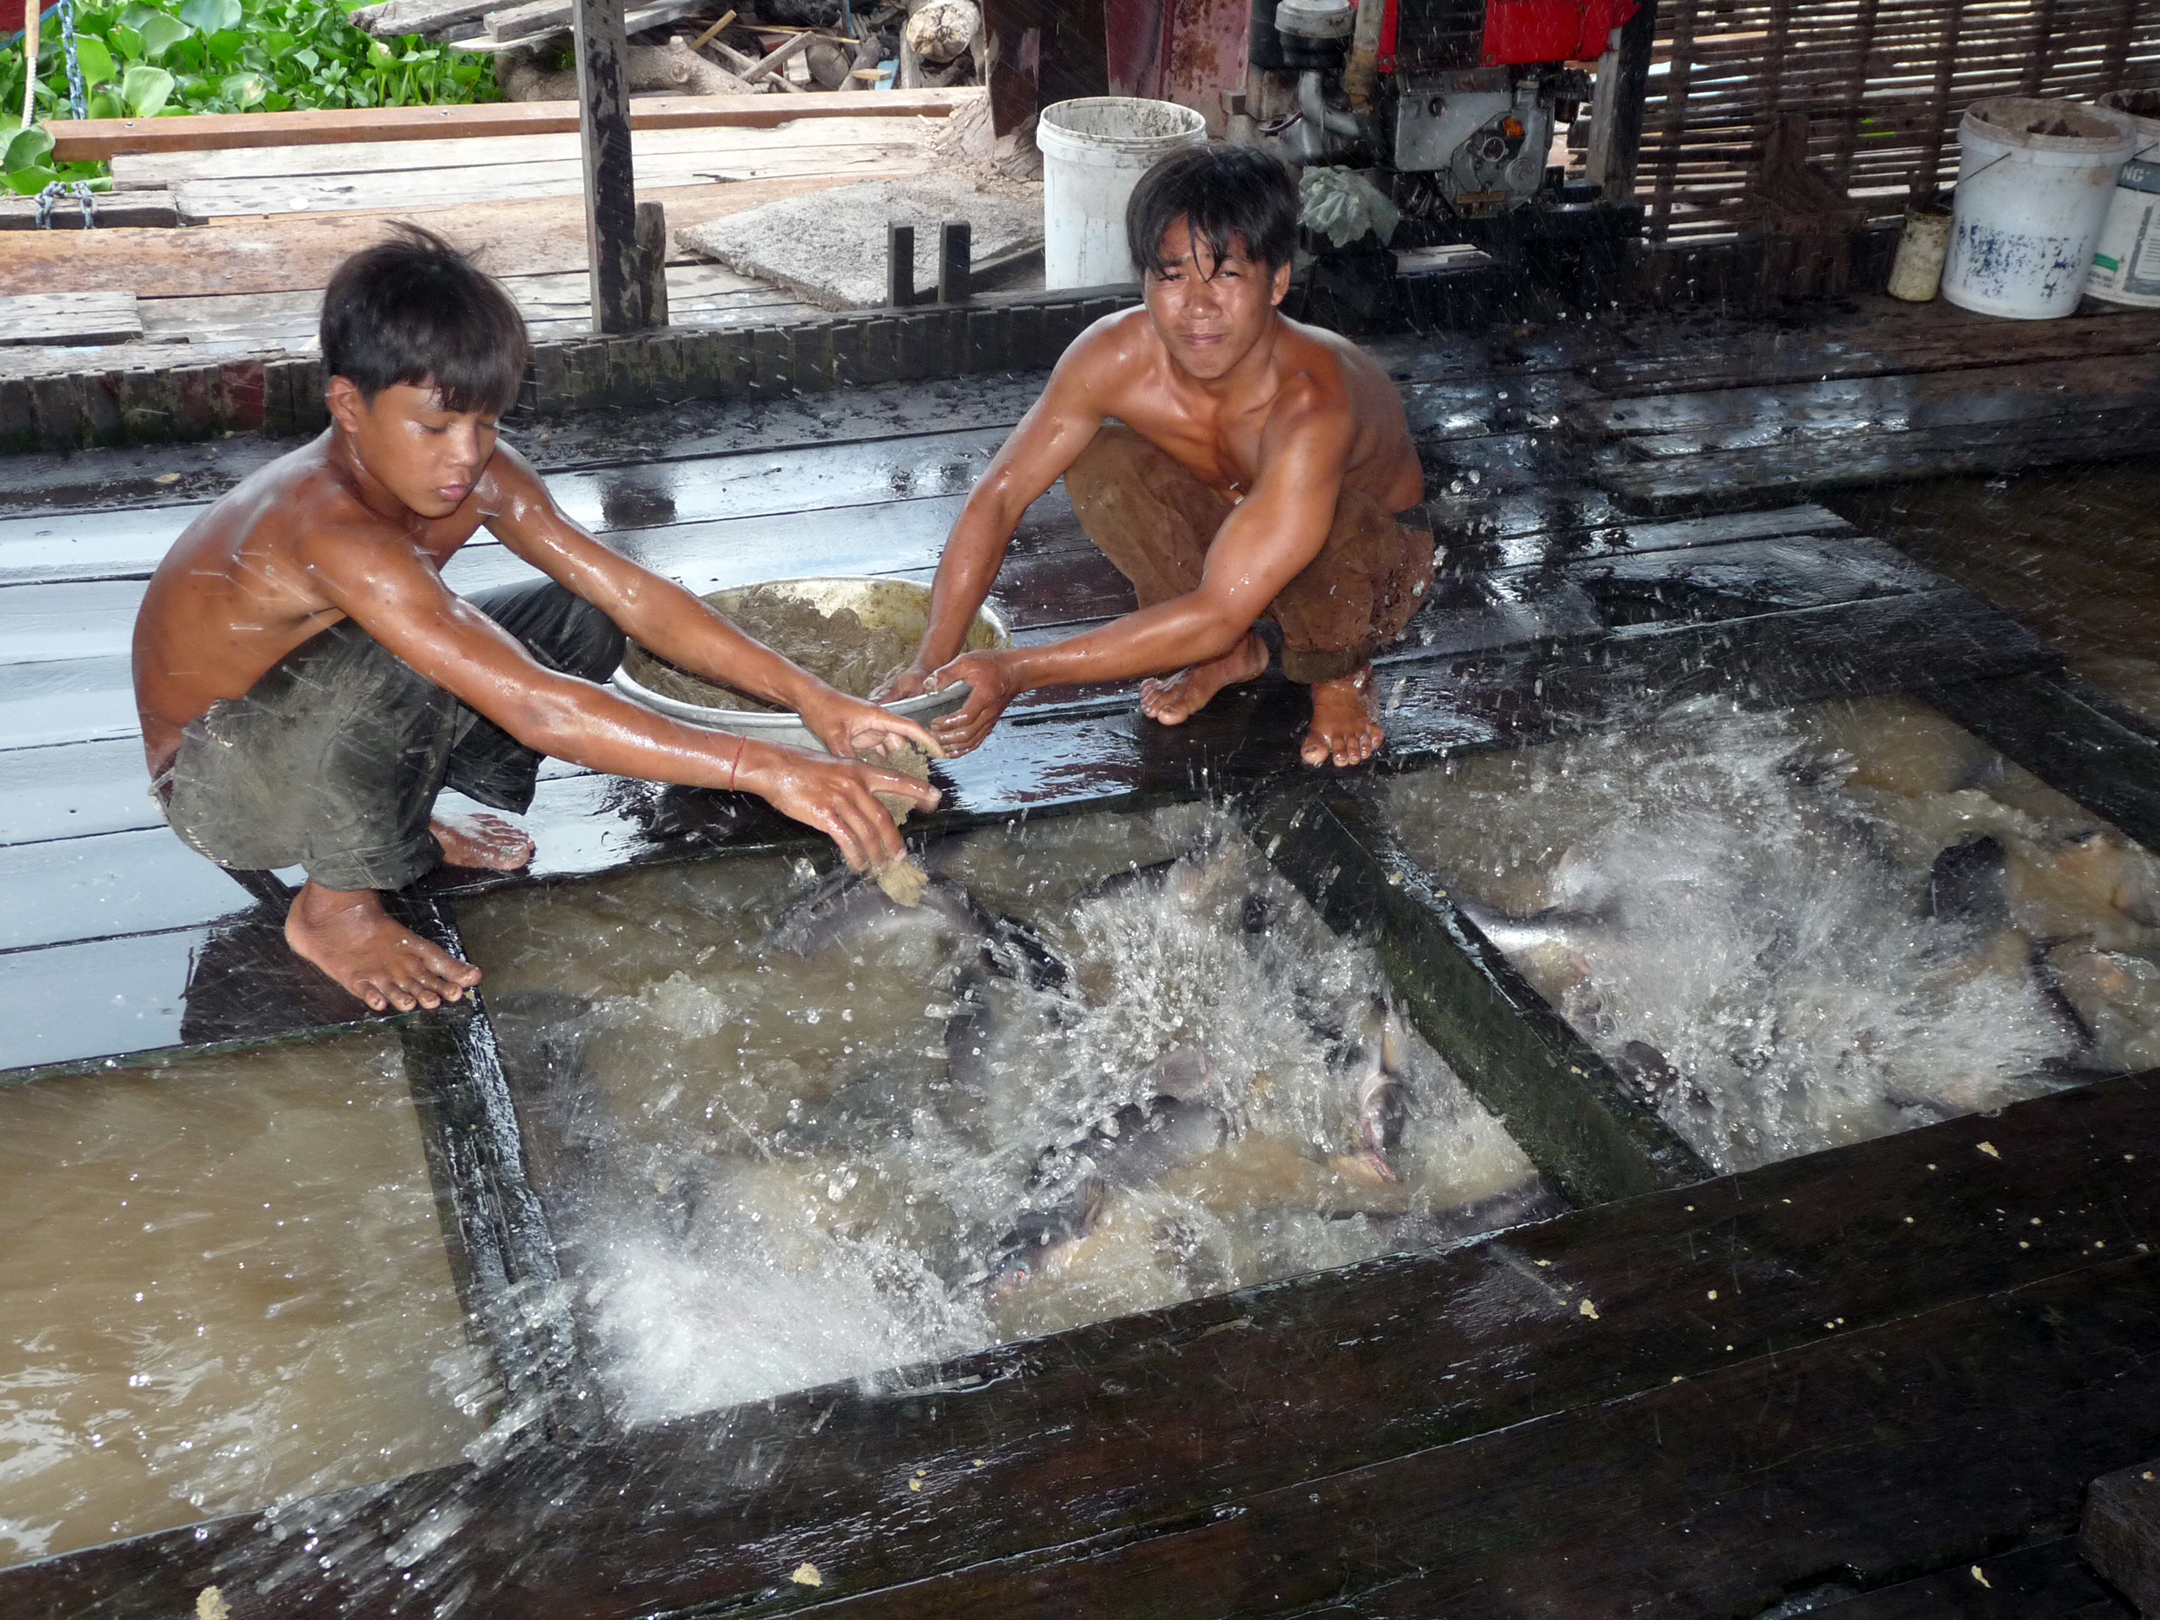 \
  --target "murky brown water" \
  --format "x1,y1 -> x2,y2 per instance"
0,1034 -> 491,1569
1831,458 -> 2160,725
1382,693 -> 2160,1173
